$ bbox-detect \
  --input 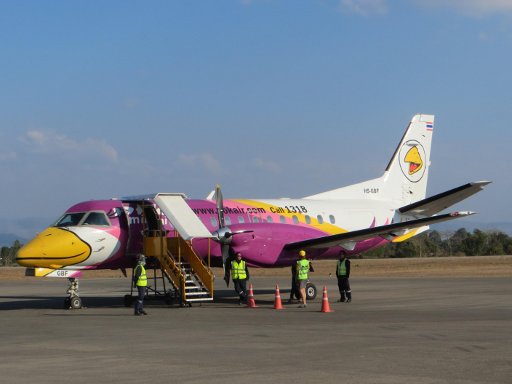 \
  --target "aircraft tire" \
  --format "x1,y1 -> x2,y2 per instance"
70,296 -> 82,310
306,282 -> 317,301
64,297 -> 71,309
124,294 -> 133,307
164,293 -> 174,305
